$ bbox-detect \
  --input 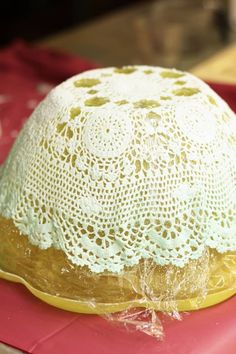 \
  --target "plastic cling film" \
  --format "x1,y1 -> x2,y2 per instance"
0,216 -> 236,338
